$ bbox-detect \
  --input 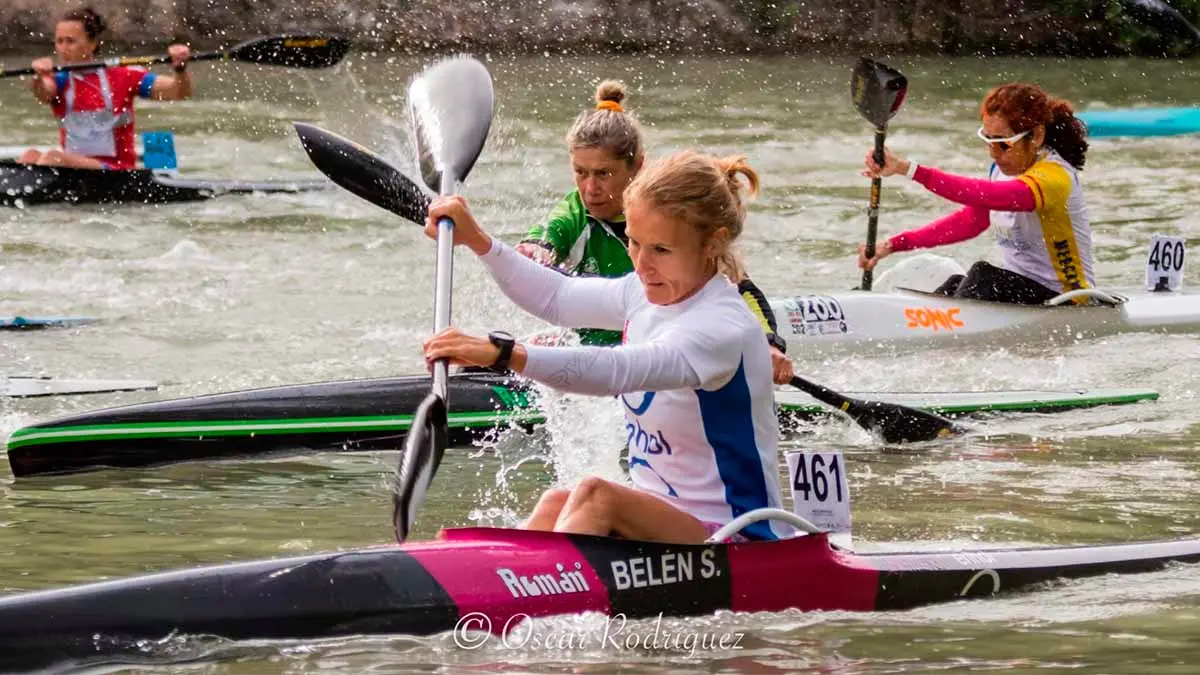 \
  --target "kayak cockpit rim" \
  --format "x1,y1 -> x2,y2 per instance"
706,507 -> 825,543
